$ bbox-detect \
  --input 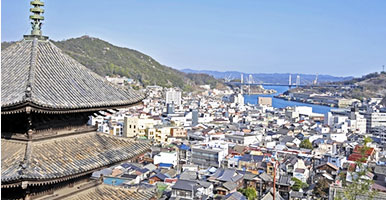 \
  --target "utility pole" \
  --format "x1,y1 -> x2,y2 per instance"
273,160 -> 279,200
